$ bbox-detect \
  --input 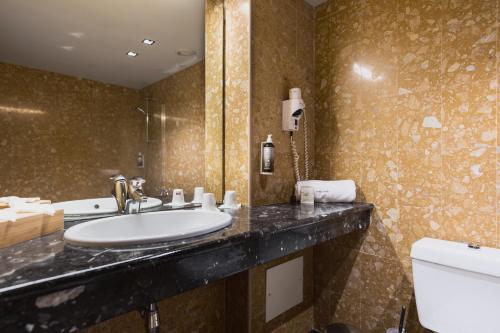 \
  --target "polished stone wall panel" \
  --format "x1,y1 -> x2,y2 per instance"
224,0 -> 251,205
313,0 -> 499,331
244,1 -> 316,331
205,0 -> 225,201
250,0 -> 315,206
